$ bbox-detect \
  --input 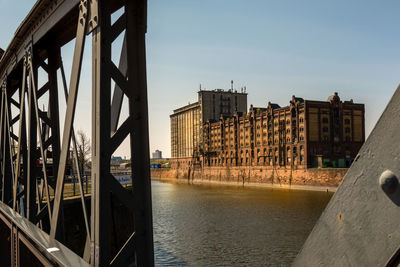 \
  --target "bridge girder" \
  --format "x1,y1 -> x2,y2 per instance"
0,0 -> 153,266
